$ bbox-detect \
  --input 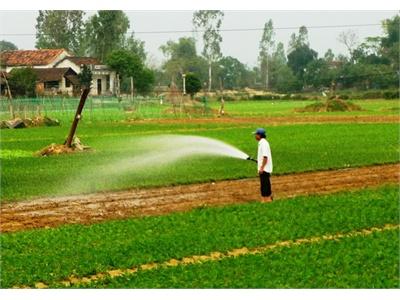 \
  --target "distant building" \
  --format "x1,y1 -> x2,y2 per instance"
32,68 -> 79,96
0,49 -> 117,96
54,56 -> 117,96
0,49 -> 70,72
